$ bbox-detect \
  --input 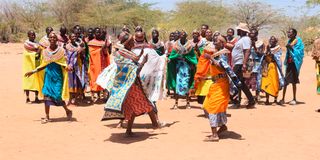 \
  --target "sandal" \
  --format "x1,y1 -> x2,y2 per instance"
157,121 -> 167,128
171,104 -> 178,110
186,103 -> 191,109
204,135 -> 219,142
41,118 -> 52,124
289,100 -> 297,105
